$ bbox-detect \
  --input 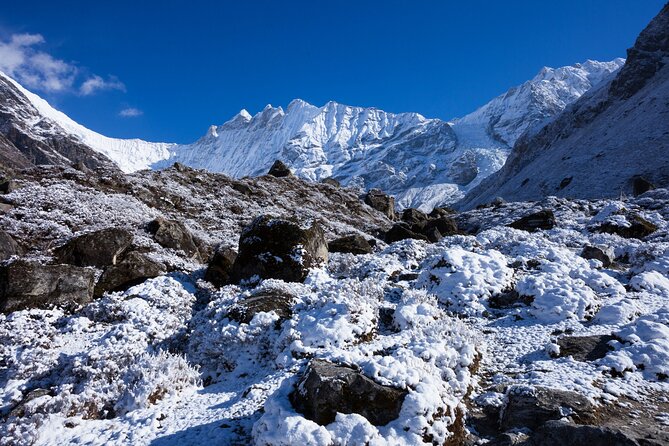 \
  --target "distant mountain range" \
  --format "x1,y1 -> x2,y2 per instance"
0,57 -> 625,209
